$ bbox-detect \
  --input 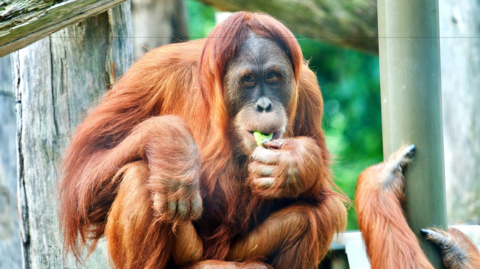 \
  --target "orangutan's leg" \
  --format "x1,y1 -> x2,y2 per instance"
227,194 -> 346,269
